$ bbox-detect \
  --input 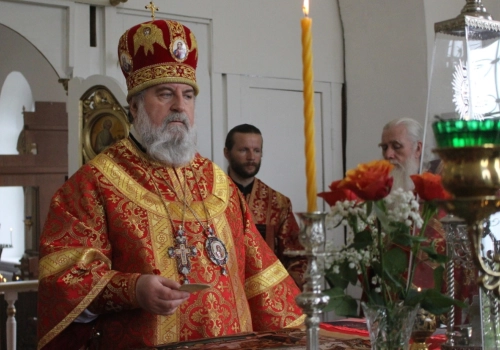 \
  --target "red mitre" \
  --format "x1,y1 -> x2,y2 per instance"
118,19 -> 199,100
